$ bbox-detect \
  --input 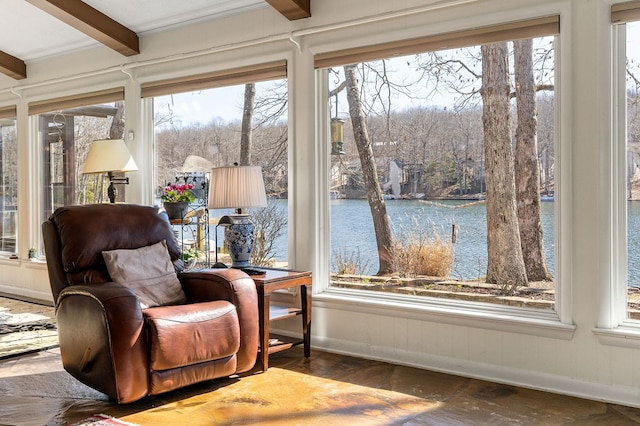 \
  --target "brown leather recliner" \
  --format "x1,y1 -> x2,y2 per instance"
42,203 -> 258,404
